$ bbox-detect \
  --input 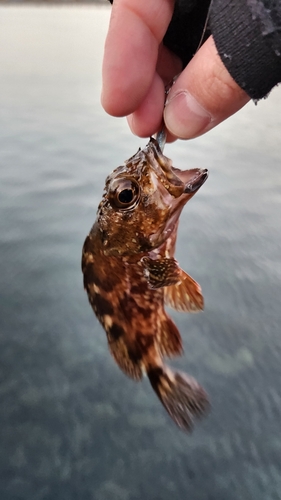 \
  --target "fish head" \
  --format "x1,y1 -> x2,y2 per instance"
97,138 -> 208,256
